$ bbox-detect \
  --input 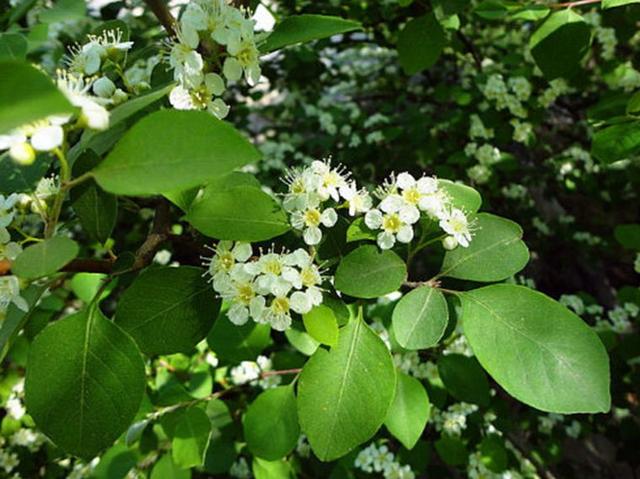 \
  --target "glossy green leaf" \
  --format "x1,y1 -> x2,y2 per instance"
439,213 -> 529,282
0,60 -> 74,134
438,179 -> 482,213
252,457 -> 294,479
261,15 -> 362,53
437,354 -> 490,406
384,372 -> 430,449
12,237 -> 79,279
244,385 -> 300,460
70,150 -> 117,243
303,305 -> 339,346
207,314 -> 272,364
297,315 -> 396,461
115,266 -> 220,356
510,5 -> 550,21
591,120 -> 640,164
529,9 -> 591,79
397,14 -> 446,75
93,110 -> 260,195
25,307 -> 145,458
335,245 -> 407,298
461,284 -> 610,413
70,273 -> 116,302
186,185 -> 290,242
93,444 -> 137,479
474,1 -> 509,20
392,286 -> 448,350
172,407 -> 212,468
